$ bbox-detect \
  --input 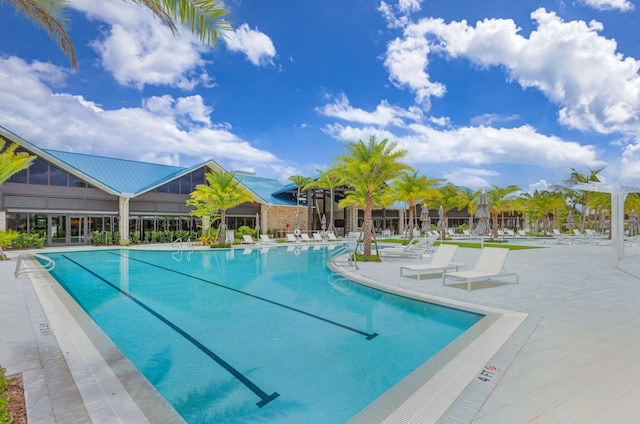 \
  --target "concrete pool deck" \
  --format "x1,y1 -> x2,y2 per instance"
2,239 -> 640,423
